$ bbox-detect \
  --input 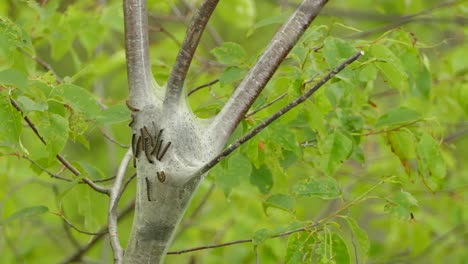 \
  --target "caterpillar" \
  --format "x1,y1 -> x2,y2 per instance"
145,177 -> 152,201
135,135 -> 142,158
158,141 -> 172,161
151,129 -> 163,156
125,100 -> 140,112
131,133 -> 137,155
142,126 -> 154,147
140,128 -> 153,163
128,115 -> 135,127
157,171 -> 166,183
